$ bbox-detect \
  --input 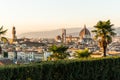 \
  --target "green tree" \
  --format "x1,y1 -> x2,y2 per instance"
48,45 -> 69,60
0,26 -> 8,54
92,20 -> 116,57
